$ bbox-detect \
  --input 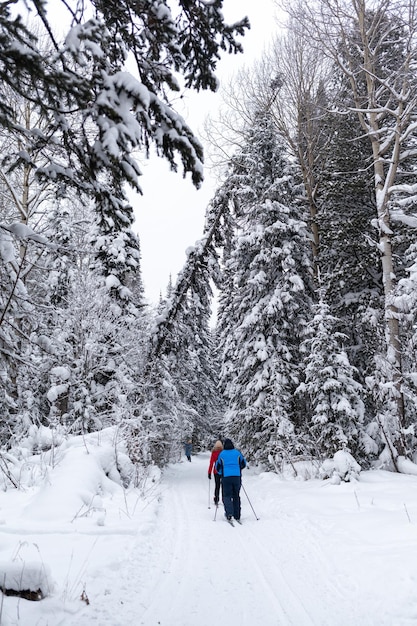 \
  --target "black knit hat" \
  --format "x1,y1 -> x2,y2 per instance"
223,438 -> 234,450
